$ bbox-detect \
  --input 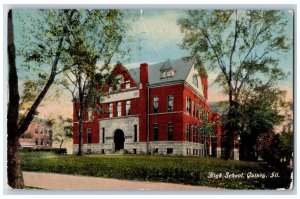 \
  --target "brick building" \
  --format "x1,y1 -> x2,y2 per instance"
19,118 -> 53,149
73,58 -> 237,158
